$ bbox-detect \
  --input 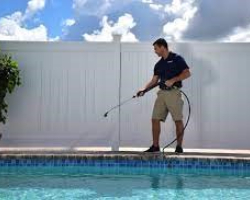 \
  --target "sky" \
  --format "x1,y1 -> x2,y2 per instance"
0,0 -> 250,42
